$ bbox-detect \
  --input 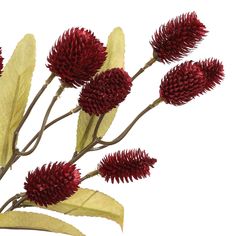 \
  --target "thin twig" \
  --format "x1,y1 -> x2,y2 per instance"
0,193 -> 23,213
16,85 -> 65,156
0,75 -> 55,181
80,170 -> 99,182
132,57 -> 156,81
70,138 -> 100,164
12,73 -> 55,151
13,106 -> 81,164
6,194 -> 27,212
98,97 -> 163,147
